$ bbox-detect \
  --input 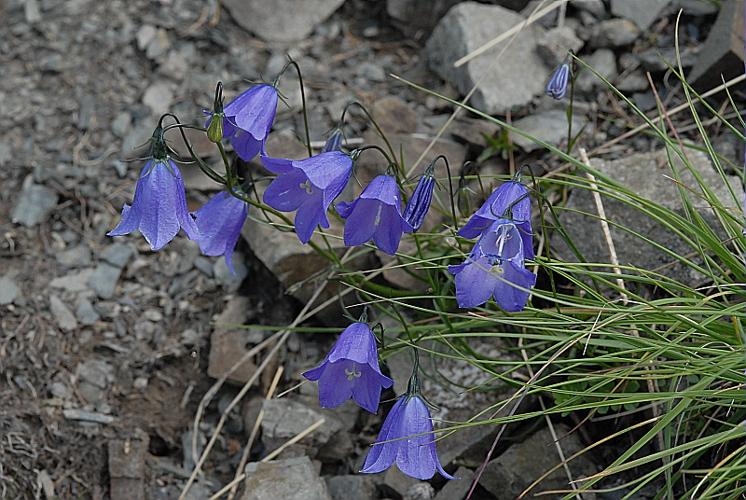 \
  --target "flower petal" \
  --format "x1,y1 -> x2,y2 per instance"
361,397 -> 407,474
317,362 -> 354,409
263,169 -> 309,212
